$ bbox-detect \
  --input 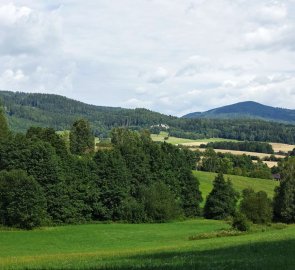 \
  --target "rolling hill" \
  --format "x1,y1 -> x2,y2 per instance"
2,91 -> 295,144
0,90 -> 175,135
183,101 -> 295,123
